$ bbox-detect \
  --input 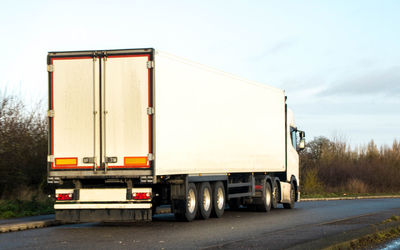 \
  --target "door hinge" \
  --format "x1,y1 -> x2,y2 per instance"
147,107 -> 155,115
147,153 -> 154,161
146,61 -> 154,69
47,110 -> 55,117
47,65 -> 54,72
47,155 -> 54,163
